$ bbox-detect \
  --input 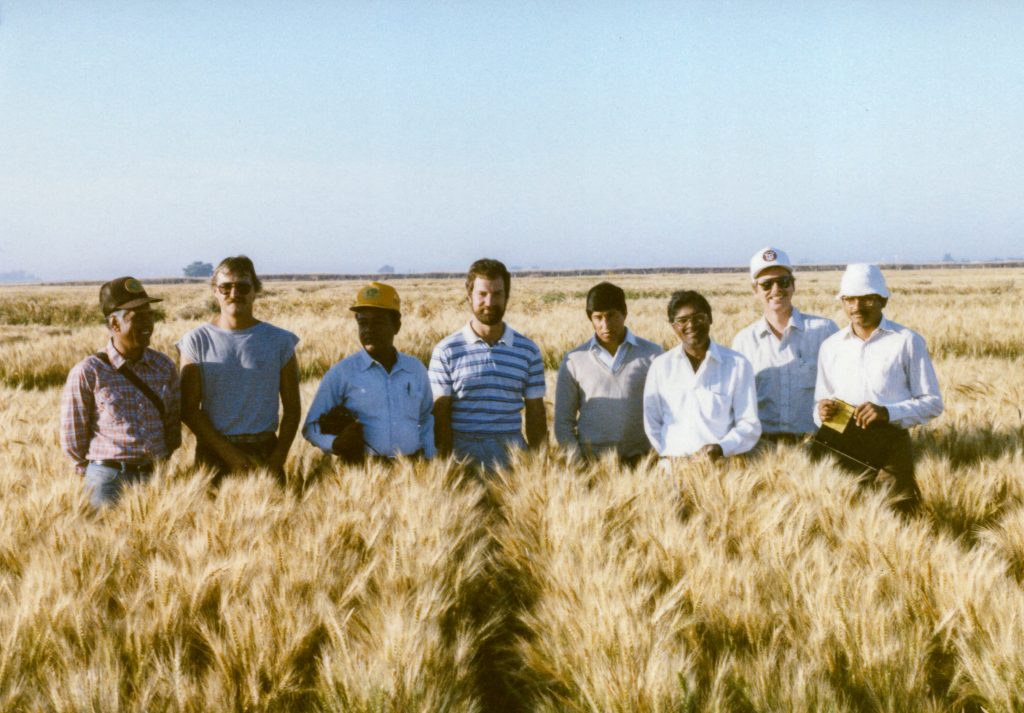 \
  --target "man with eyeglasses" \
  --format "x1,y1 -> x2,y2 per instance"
643,290 -> 761,461
814,264 -> 943,512
732,247 -> 838,442
303,282 -> 435,462
177,255 -> 301,484
60,277 -> 181,506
